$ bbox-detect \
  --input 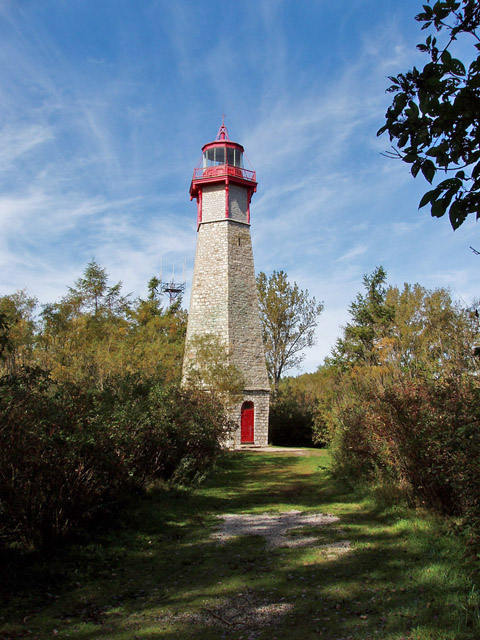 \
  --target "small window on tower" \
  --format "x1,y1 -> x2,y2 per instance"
227,147 -> 235,165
